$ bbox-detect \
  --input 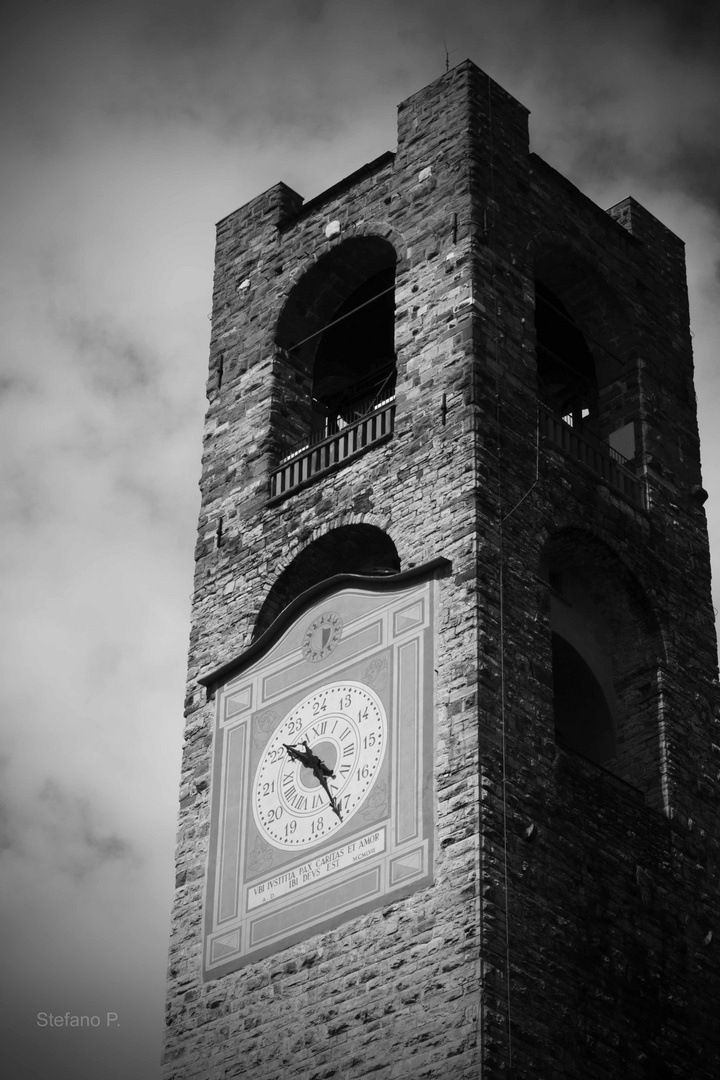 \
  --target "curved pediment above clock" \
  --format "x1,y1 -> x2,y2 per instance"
199,556 -> 451,695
